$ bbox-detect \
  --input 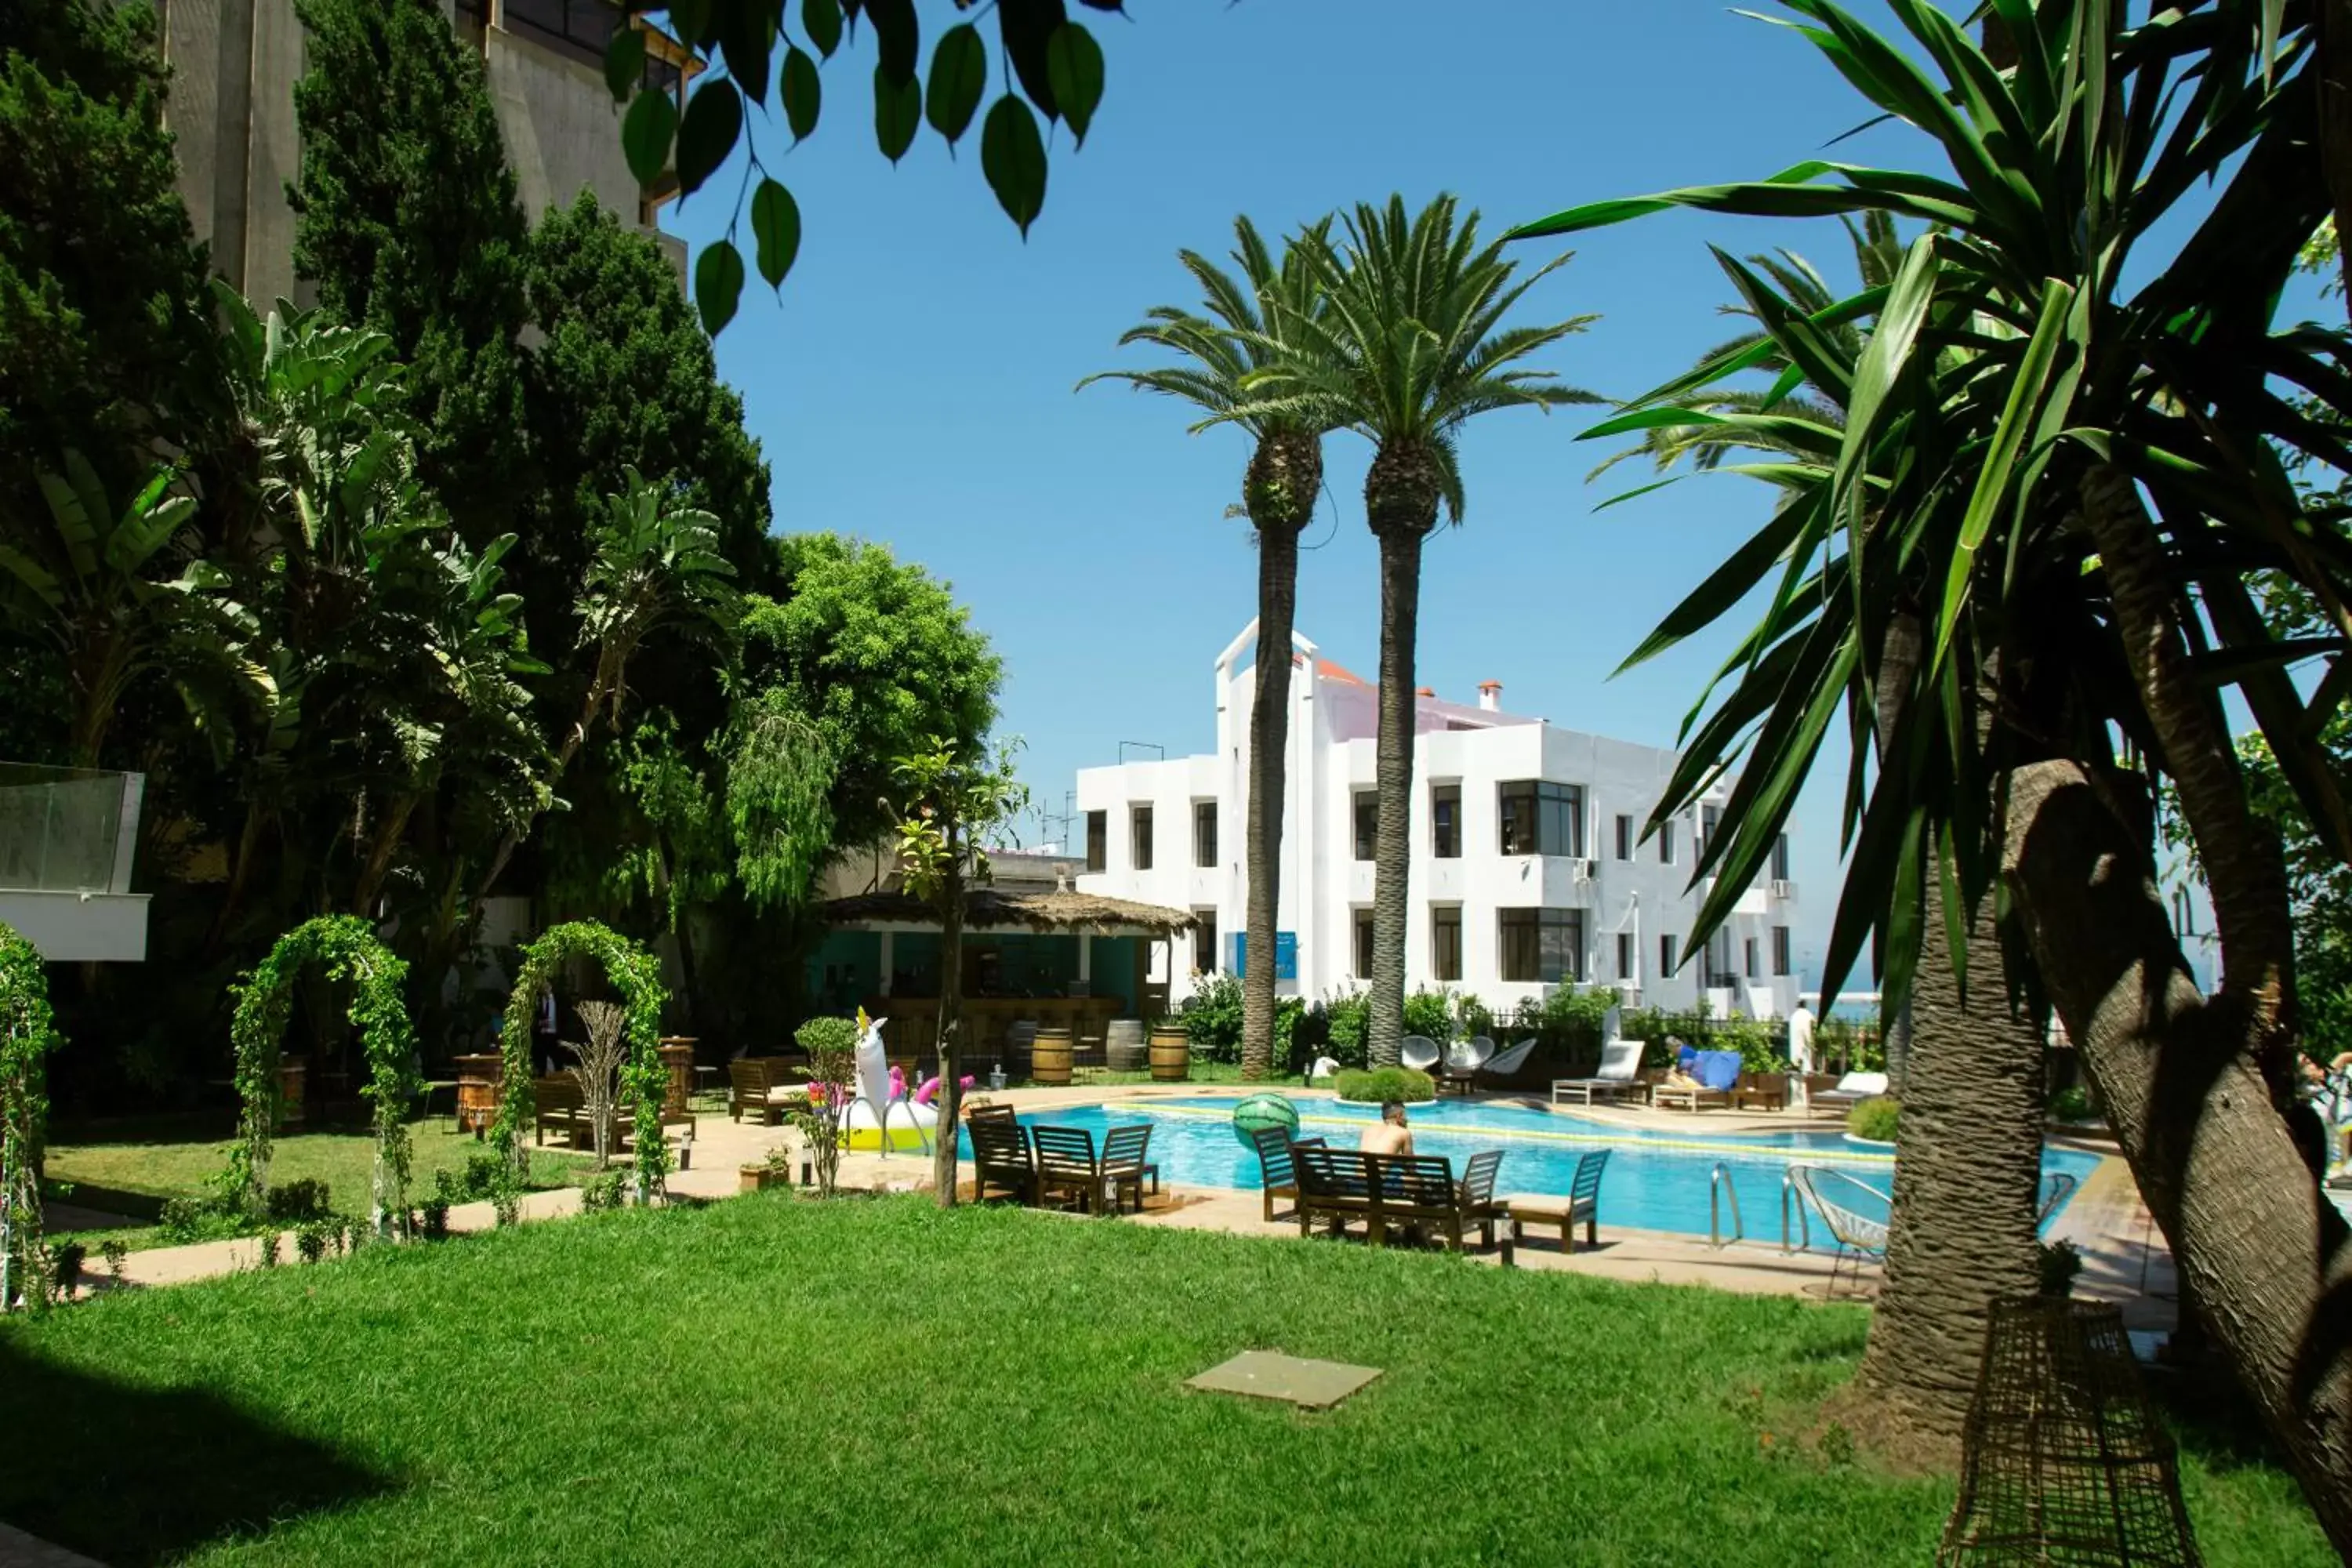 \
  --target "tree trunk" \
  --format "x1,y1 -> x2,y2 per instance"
2005,760 -> 2352,1556
1239,430 -> 1318,1081
932,822 -> 964,1208
350,793 -> 419,916
2315,0 -> 2352,311
1875,612 -> 1922,1090
1367,524 -> 1426,1071
1853,872 -> 2046,1439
